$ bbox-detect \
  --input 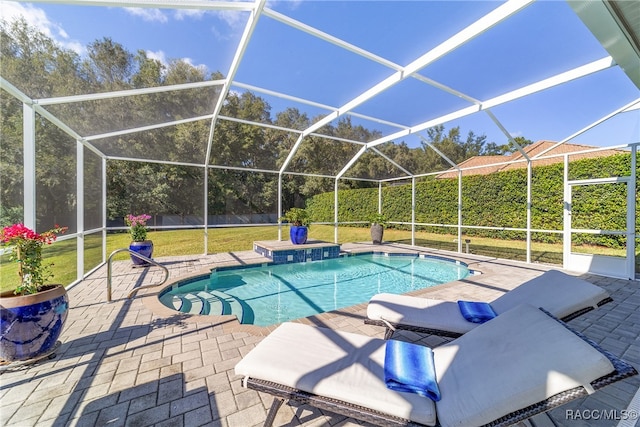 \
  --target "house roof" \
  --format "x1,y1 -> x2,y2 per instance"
435,141 -> 628,179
